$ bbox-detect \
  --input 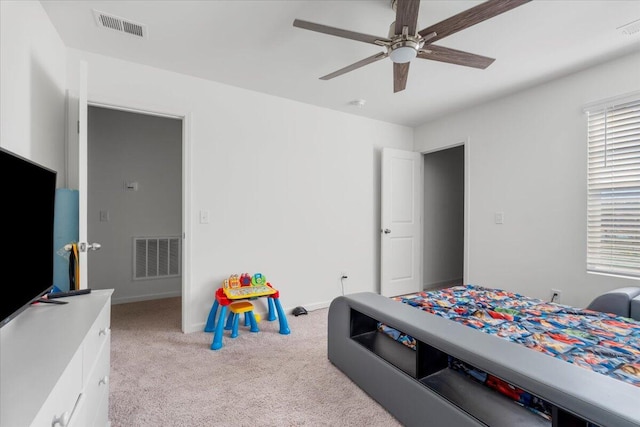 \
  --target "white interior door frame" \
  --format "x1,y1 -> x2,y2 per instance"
65,61 -> 89,289
84,95 -> 192,334
420,138 -> 470,287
